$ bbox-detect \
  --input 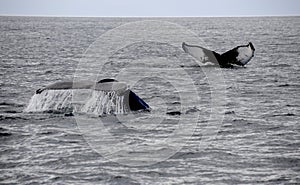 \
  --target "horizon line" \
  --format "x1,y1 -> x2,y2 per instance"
0,14 -> 299,18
